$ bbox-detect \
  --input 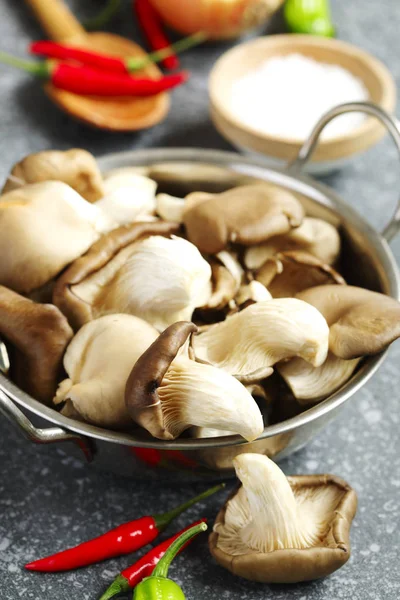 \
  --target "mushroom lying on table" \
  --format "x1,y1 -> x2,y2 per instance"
192,298 -> 329,383
297,285 -> 400,359
0,181 -> 114,294
2,149 -> 104,202
244,217 -> 341,269
183,184 -> 304,254
54,229 -> 212,332
125,322 -> 264,441
0,286 -> 73,404
209,453 -> 357,583
54,314 -> 159,428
